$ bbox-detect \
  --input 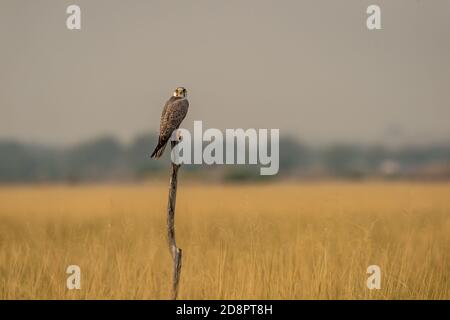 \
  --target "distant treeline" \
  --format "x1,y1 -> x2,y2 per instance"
1,133 -> 450,182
